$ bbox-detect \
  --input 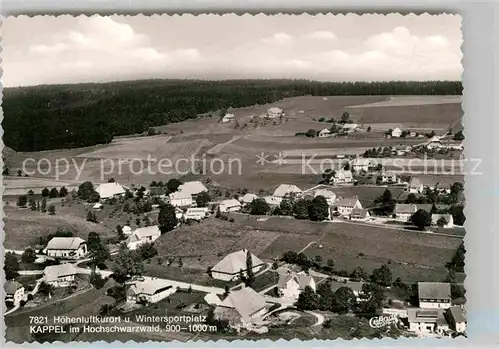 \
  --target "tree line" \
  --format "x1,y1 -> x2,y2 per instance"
4,80 -> 462,152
